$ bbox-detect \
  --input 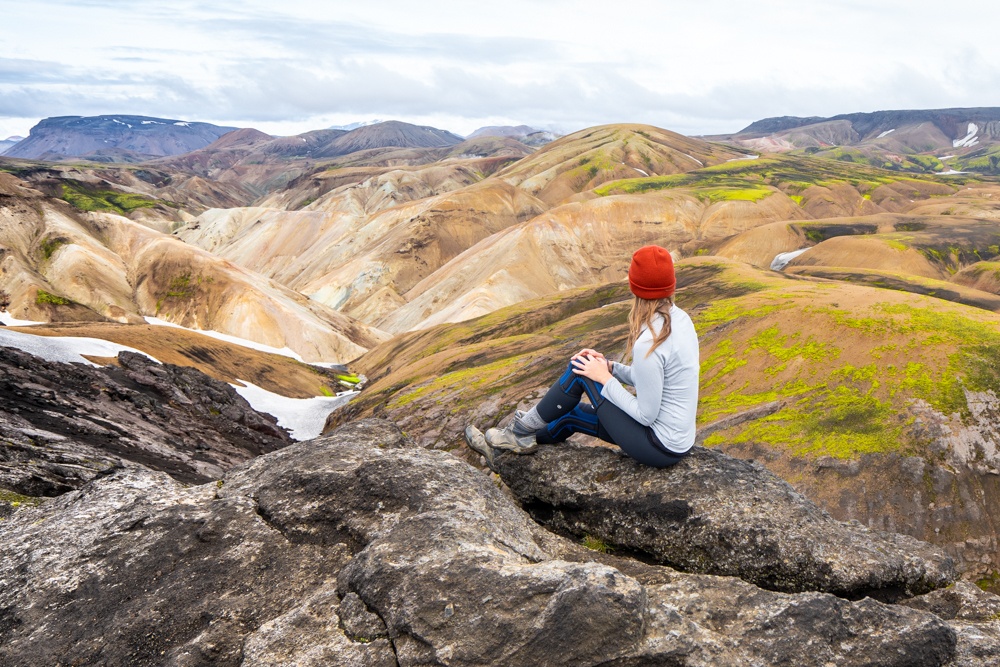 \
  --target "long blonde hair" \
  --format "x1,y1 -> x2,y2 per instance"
624,296 -> 673,361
